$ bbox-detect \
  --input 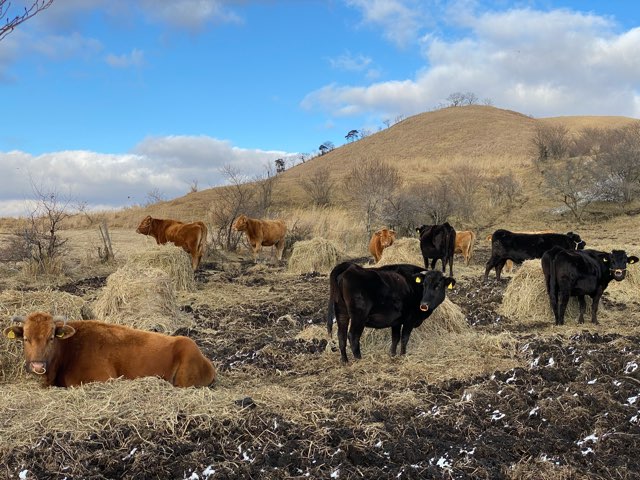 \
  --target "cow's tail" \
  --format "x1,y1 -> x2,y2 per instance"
198,222 -> 208,259
468,231 -> 477,263
327,261 -> 351,337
